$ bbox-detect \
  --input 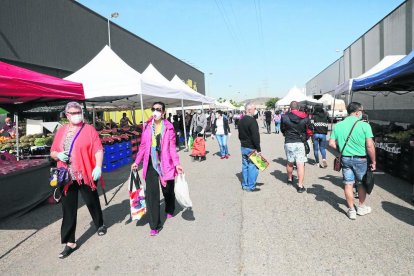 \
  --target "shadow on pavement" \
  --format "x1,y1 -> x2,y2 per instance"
181,207 -> 196,221
272,157 -> 286,166
270,170 -> 287,183
236,172 -> 242,183
373,173 -> 413,205
306,184 -> 347,215
76,199 -> 129,248
319,174 -> 343,188
382,201 -> 414,226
